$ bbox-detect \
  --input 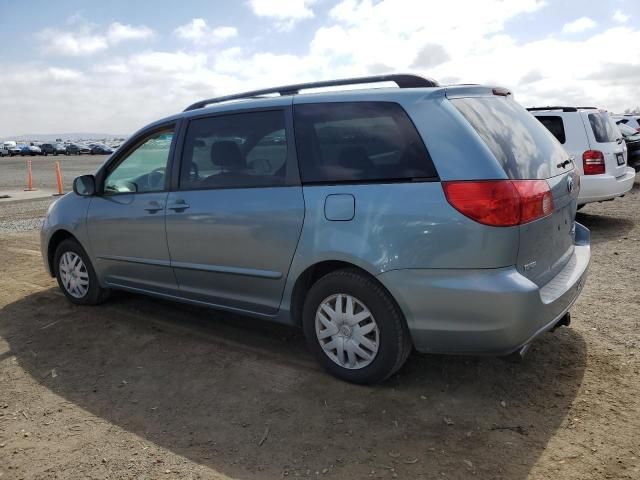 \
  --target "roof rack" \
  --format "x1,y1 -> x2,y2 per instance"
183,74 -> 439,112
527,106 -> 599,113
